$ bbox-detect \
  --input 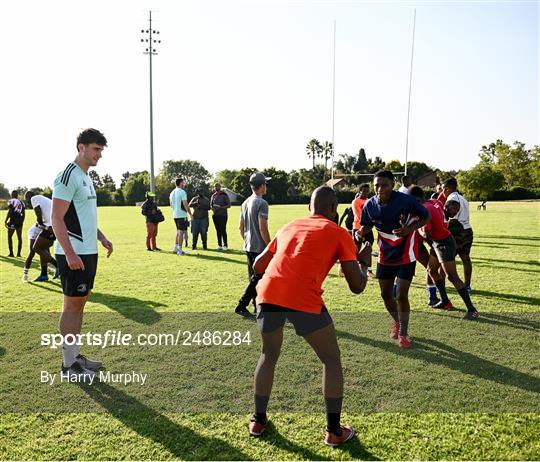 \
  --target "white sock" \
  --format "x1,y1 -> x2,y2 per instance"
62,344 -> 78,368
74,343 -> 81,357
